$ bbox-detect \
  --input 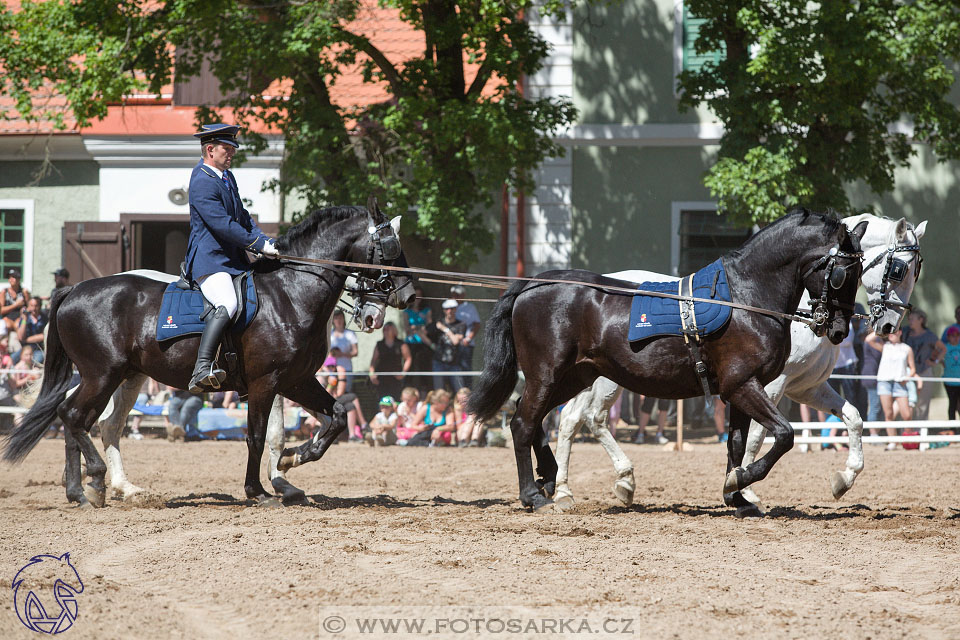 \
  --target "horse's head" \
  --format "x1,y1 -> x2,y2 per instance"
845,213 -> 926,336
798,215 -> 868,345
356,197 -> 416,311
